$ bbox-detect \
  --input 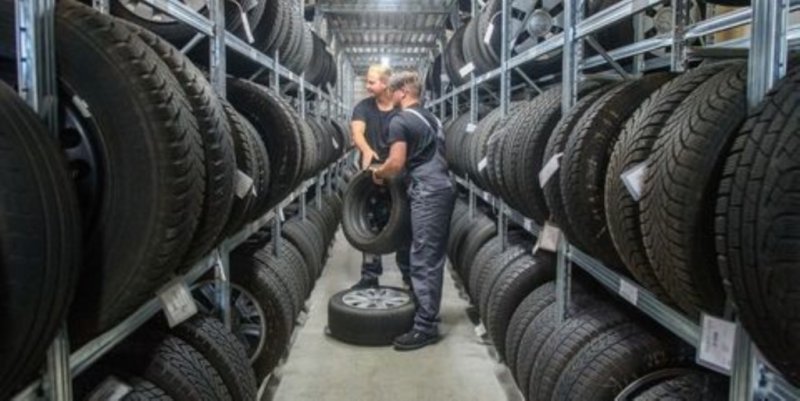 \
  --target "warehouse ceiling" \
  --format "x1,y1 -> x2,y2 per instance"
317,0 -> 457,74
